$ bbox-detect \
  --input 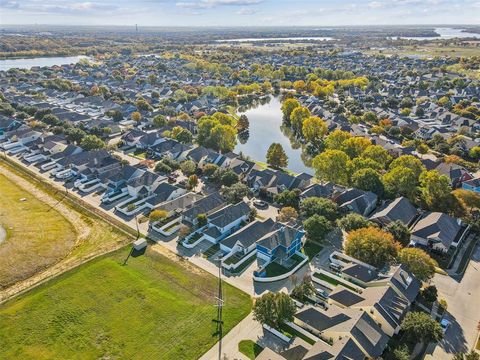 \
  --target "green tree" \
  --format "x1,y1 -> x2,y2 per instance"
266,143 -> 288,168
324,130 -> 351,150
421,285 -> 438,304
180,160 -> 197,176
312,150 -> 349,185
281,98 -> 300,124
65,127 -> 86,144
419,170 -> 452,210
400,312 -> 443,344
171,126 -> 193,144
300,197 -> 339,221
361,145 -> 392,167
302,116 -> 327,144
383,166 -> 418,200
219,169 -> 239,187
210,124 -> 237,153
362,111 -> 378,124
469,146 -> 480,161
342,137 -> 372,158
290,106 -> 310,133
392,345 -> 410,360
351,168 -> 384,196
253,292 -> 296,328
274,189 -> 301,208
345,227 -> 400,267
385,220 -> 411,247
80,135 -> 105,151
398,248 -> 437,282
149,209 -> 168,222
389,155 -> 425,179
303,215 -> 333,243
337,213 -> 370,232
291,277 -> 315,302
197,213 -> 208,227
188,174 -> 199,190
237,114 -> 249,132
222,183 -> 250,203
